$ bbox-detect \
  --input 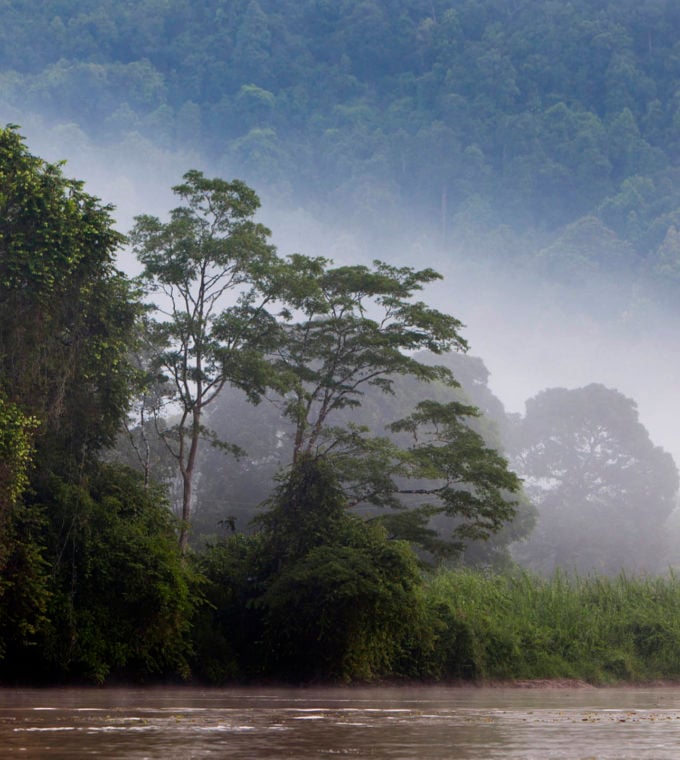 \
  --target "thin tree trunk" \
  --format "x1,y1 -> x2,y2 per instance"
178,469 -> 192,553
178,409 -> 201,553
